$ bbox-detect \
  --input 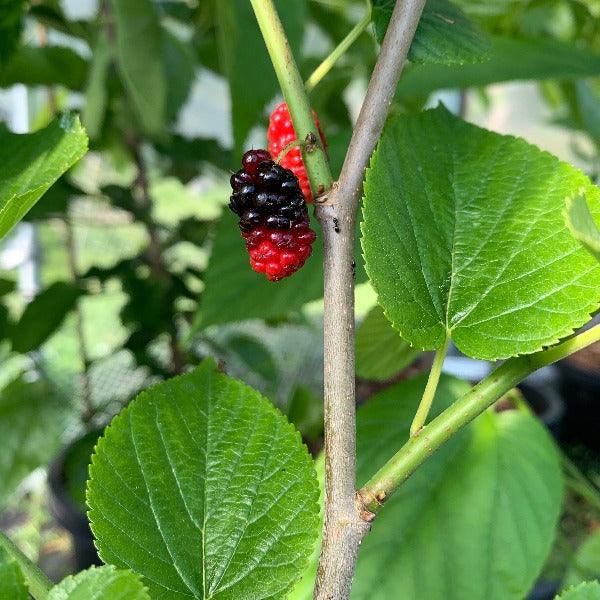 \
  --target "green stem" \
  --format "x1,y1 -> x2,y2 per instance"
250,0 -> 333,197
410,336 -> 449,436
359,324 -> 600,513
0,532 -> 52,600
305,0 -> 372,93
